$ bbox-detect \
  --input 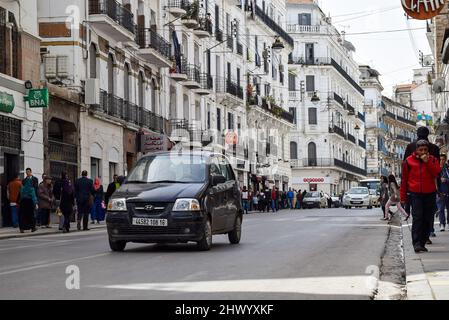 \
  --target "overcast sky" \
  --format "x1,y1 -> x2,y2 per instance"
317,0 -> 430,96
